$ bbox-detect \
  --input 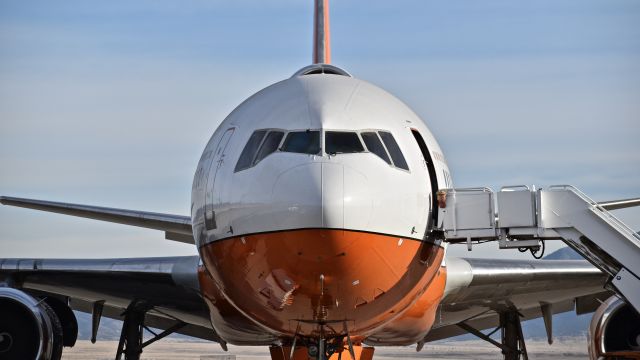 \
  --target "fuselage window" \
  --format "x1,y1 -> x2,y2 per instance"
254,131 -> 284,165
379,131 -> 409,170
361,132 -> 391,165
234,130 -> 267,172
325,131 -> 365,155
282,130 -> 321,155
